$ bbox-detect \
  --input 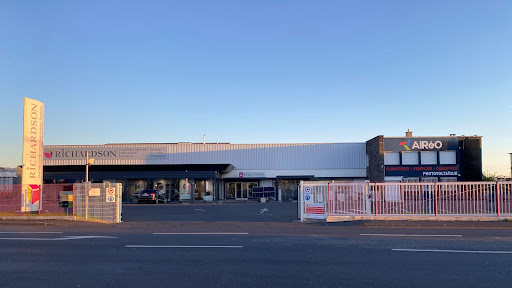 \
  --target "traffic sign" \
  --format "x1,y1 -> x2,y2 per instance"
106,188 -> 115,195
106,195 -> 115,203
304,186 -> 312,202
